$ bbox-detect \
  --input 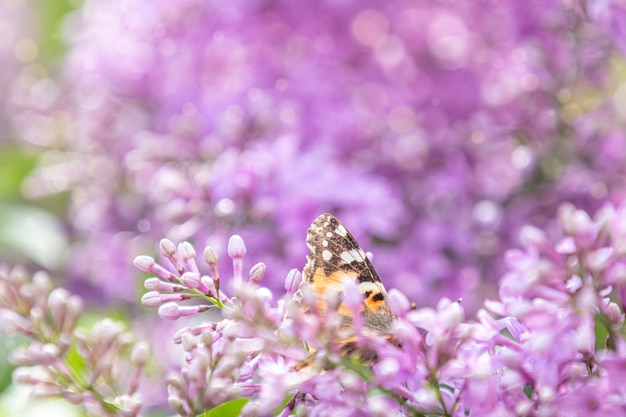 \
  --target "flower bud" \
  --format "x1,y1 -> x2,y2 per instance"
200,276 -> 216,296
12,366 -> 43,384
204,246 -> 219,265
586,247 -> 613,272
141,291 -> 164,308
160,238 -> 177,258
133,256 -> 155,273
519,225 -> 547,249
158,303 -> 209,320
388,288 -> 411,317
93,319 -> 124,346
178,242 -> 199,274
63,295 -> 83,334
181,272 -> 203,290
31,271 -> 51,306
48,287 -> 70,325
144,277 -> 183,292
606,301 -> 624,324
131,341 -> 151,367
204,247 -> 221,290
117,393 -> 143,416
141,292 -> 188,308
134,256 -> 177,281
228,235 -> 246,260
284,269 -> 301,294
179,241 -> 197,261
248,262 -> 266,284
168,396 -> 186,415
